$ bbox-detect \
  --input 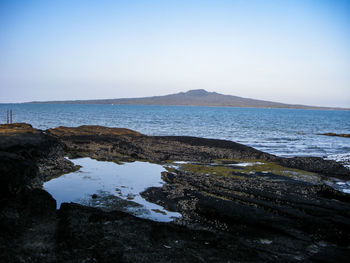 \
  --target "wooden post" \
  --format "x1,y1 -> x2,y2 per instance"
10,110 -> 12,124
